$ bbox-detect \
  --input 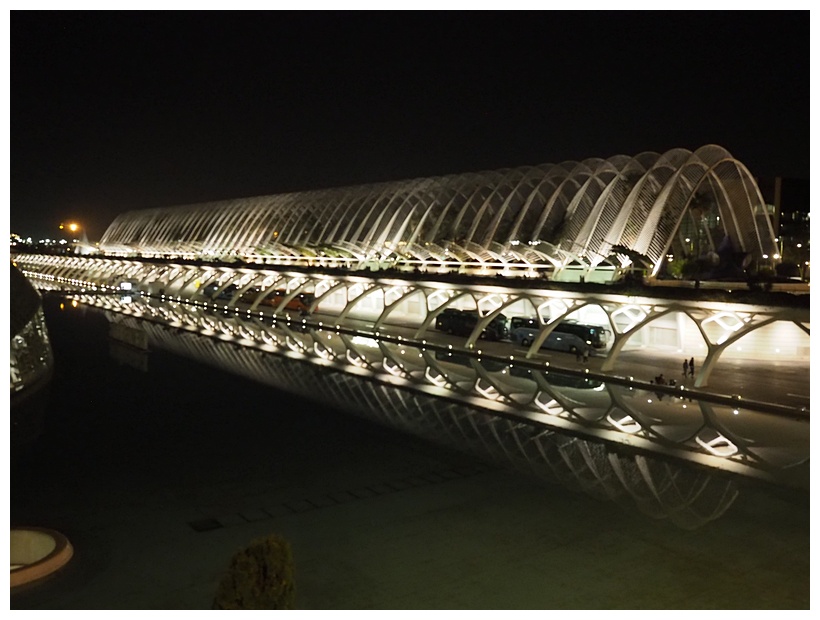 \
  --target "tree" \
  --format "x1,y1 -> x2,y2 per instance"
213,534 -> 296,609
